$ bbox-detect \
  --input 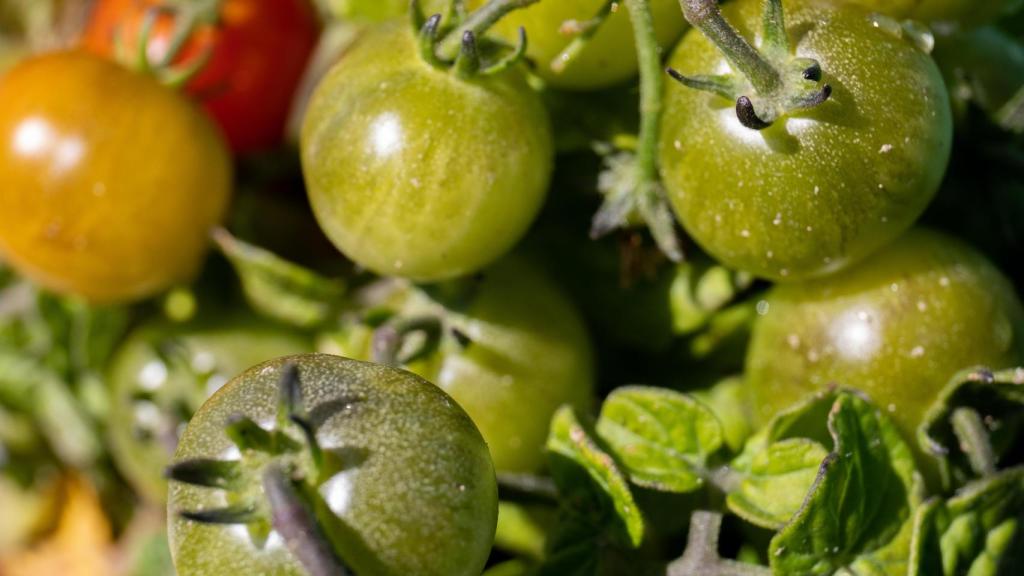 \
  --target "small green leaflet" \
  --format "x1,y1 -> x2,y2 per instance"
595,386 -> 724,493
213,229 -> 346,329
909,467 -> 1024,575
546,405 -> 644,549
726,391 -> 836,529
727,437 -> 829,530
769,391 -> 924,576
